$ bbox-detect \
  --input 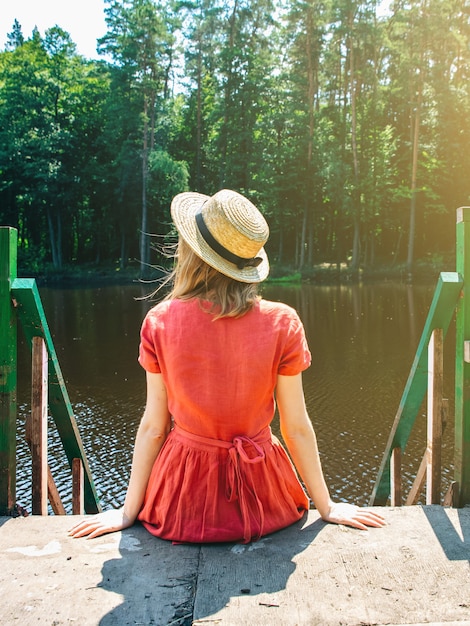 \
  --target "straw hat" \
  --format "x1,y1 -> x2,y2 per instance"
170,189 -> 270,283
